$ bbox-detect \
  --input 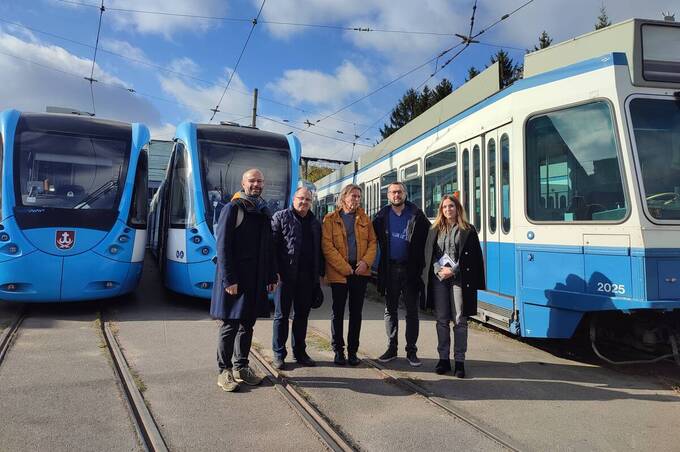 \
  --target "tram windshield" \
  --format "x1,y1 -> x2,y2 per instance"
199,140 -> 290,229
629,97 -> 680,221
16,131 -> 129,210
